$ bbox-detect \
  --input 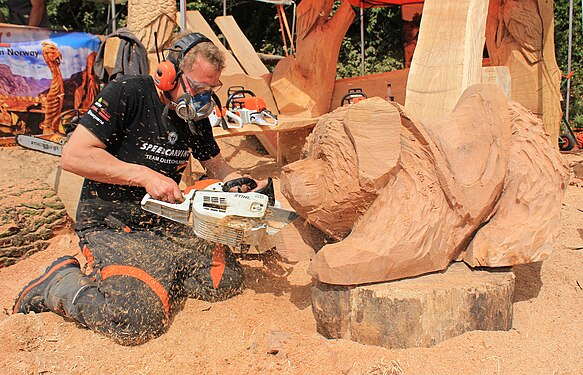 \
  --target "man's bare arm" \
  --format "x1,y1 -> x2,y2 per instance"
28,0 -> 45,27
199,153 -> 267,191
60,125 -> 184,203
